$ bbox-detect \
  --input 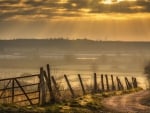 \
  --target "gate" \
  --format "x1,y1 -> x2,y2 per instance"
0,74 -> 40,106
